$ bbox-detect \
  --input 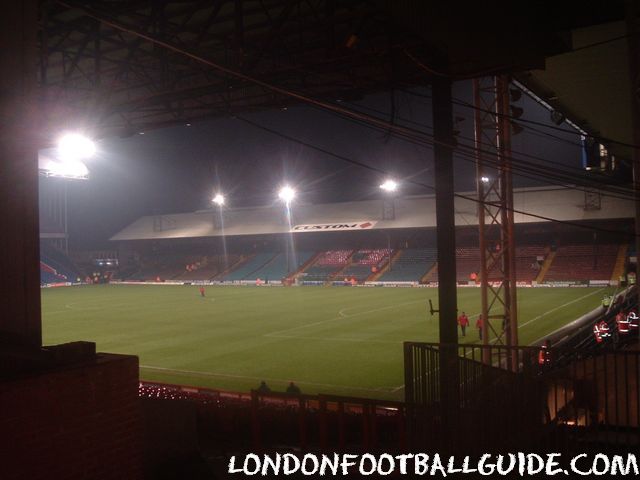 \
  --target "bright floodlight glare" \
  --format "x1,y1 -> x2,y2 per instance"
212,193 -> 225,206
57,133 -> 96,160
47,159 -> 89,179
379,179 -> 398,192
480,176 -> 490,183
278,185 -> 296,203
